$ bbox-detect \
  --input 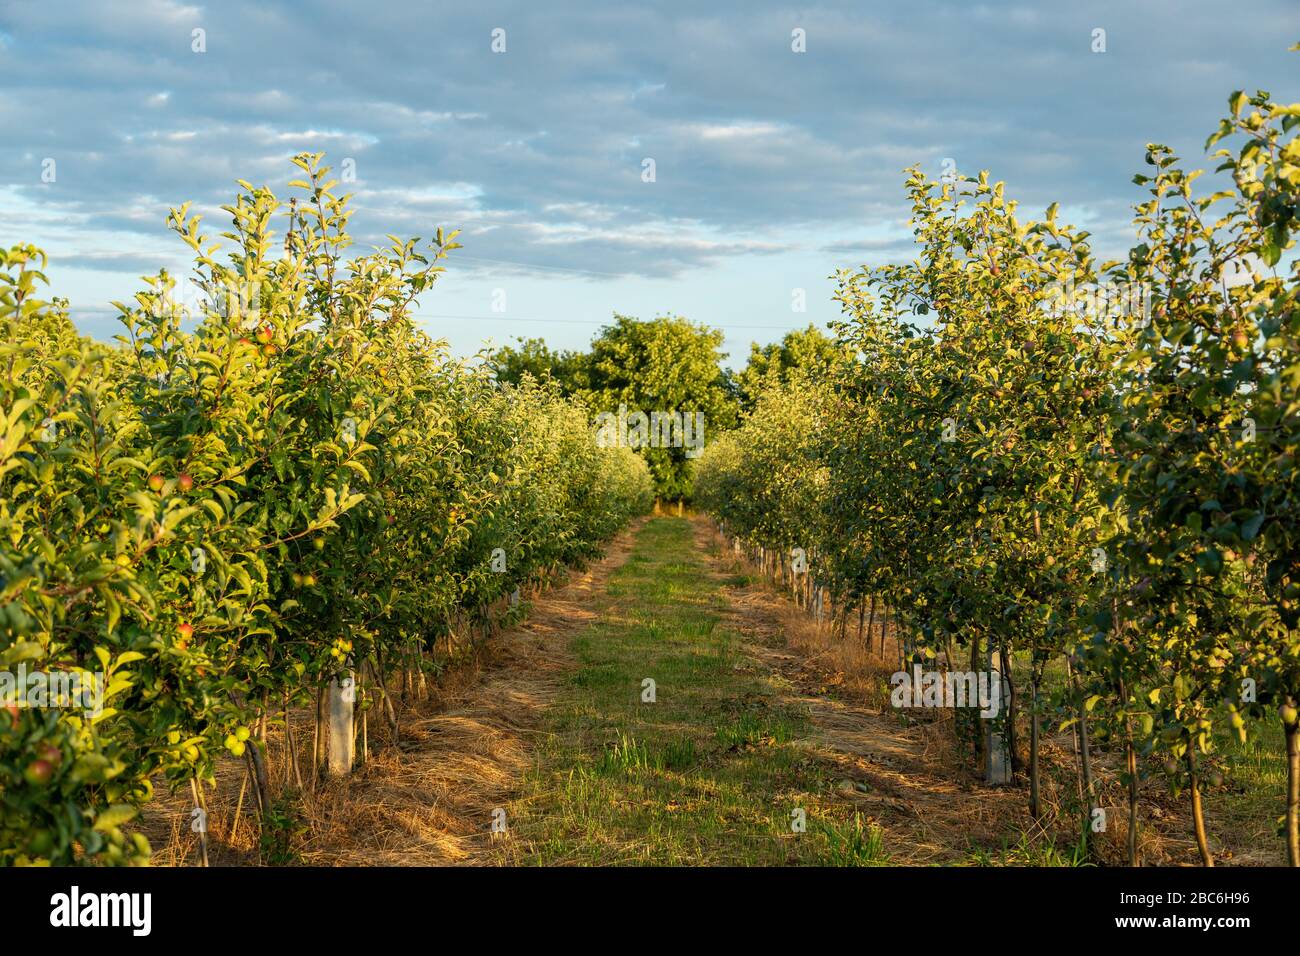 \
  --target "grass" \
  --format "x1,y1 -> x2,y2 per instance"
821,813 -> 888,866
963,830 -> 1092,867
497,516 -> 889,866
1205,721 -> 1289,862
